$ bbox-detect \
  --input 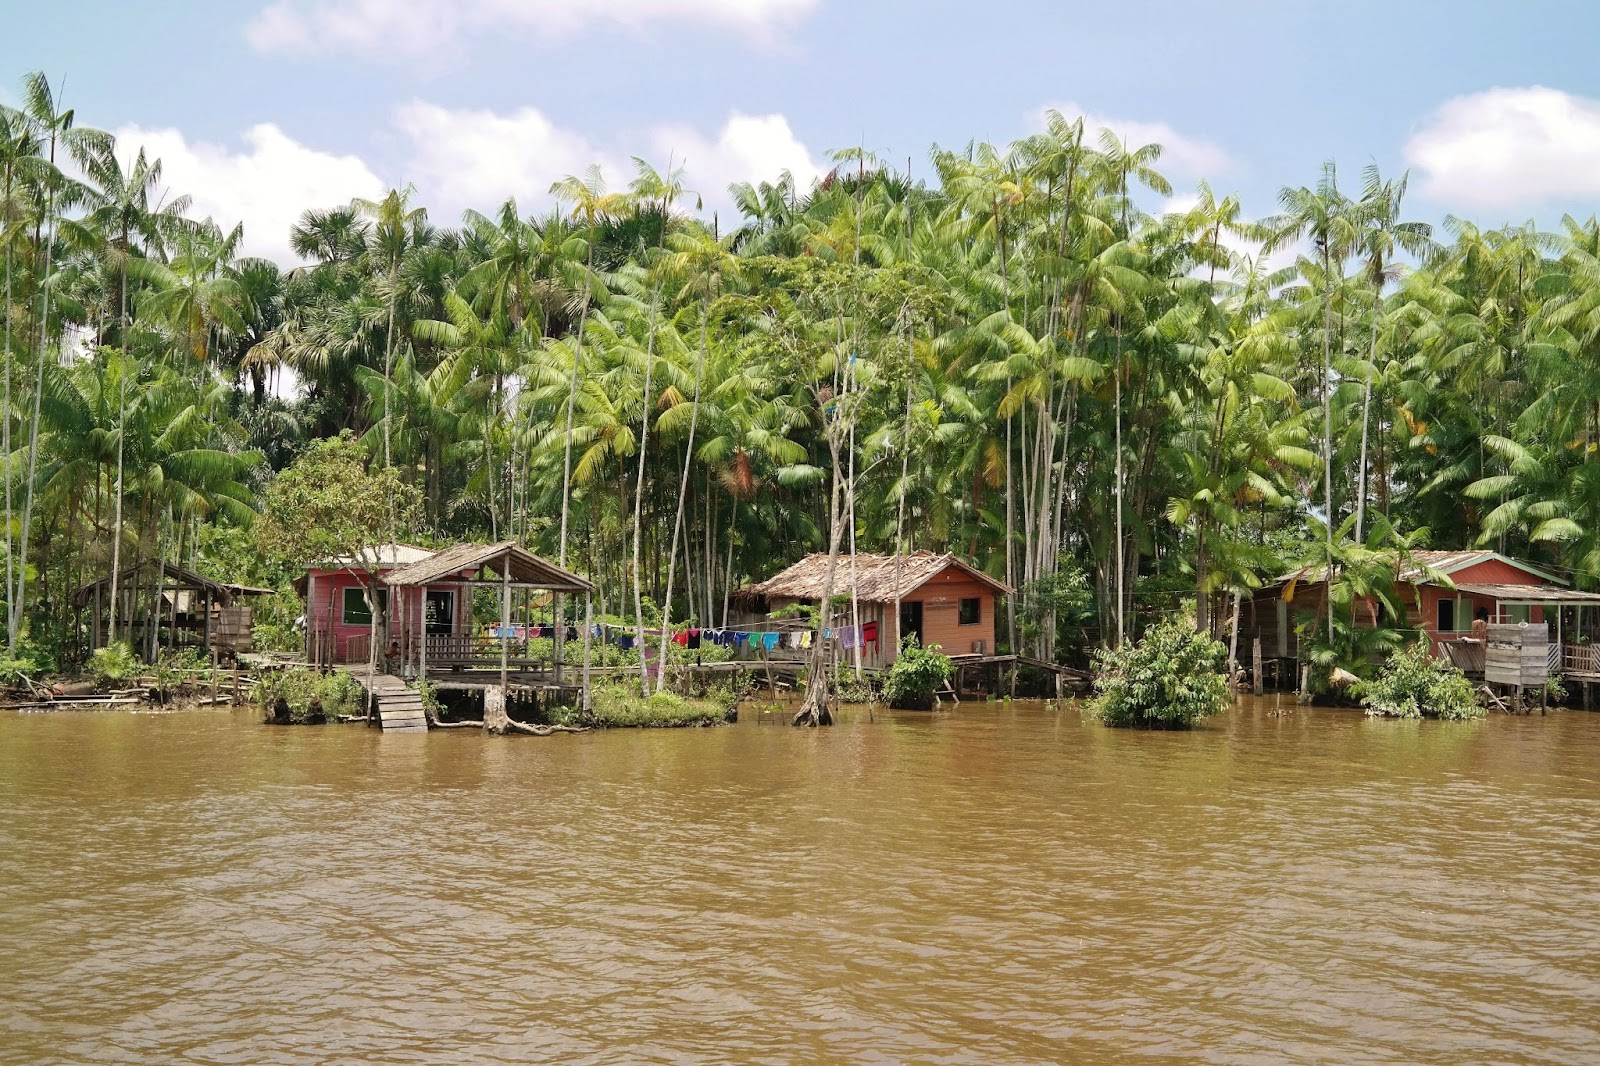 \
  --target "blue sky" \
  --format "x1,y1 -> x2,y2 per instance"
6,0 -> 1600,264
